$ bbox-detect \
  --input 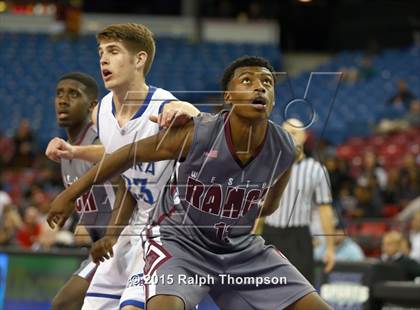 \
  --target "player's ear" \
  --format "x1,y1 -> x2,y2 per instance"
224,91 -> 232,106
135,51 -> 147,71
89,99 -> 98,113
